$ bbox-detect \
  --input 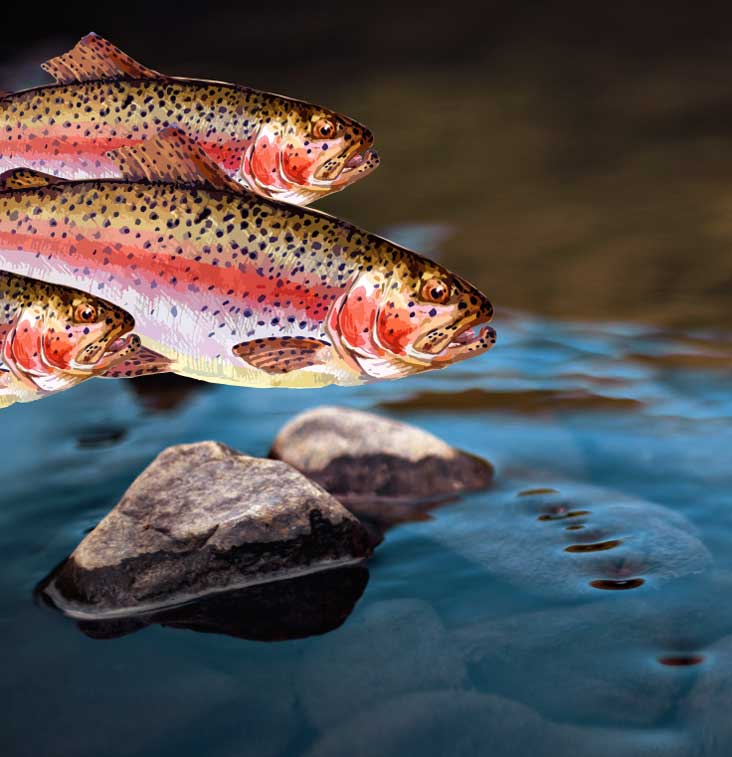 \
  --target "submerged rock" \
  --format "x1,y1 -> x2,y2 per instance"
306,690 -> 692,757
427,482 -> 711,600
680,629 -> 732,748
296,599 -> 467,730
44,441 -> 371,616
451,595 -> 710,727
270,406 -> 493,528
